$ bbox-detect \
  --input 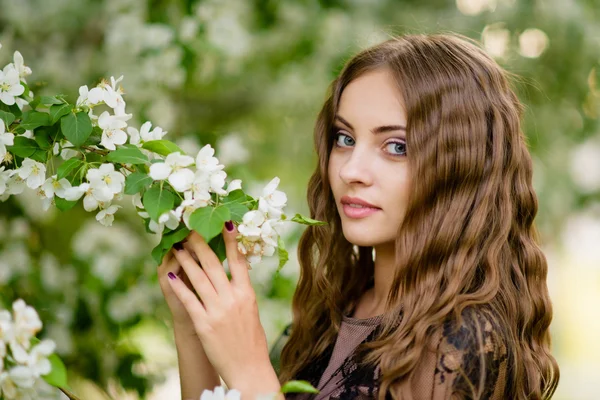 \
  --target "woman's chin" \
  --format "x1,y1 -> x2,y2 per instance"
341,226 -> 381,247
